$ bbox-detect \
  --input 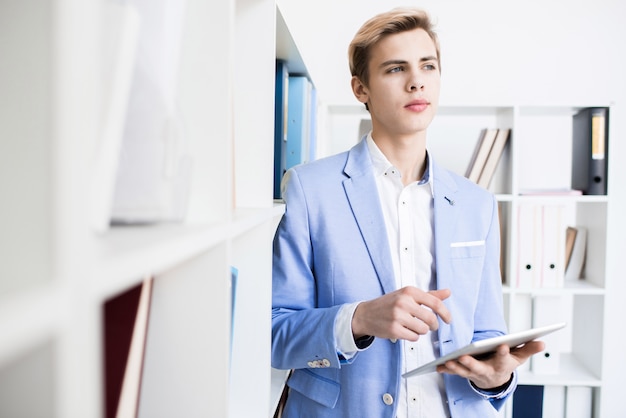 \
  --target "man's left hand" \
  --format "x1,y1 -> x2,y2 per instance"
436,341 -> 545,390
